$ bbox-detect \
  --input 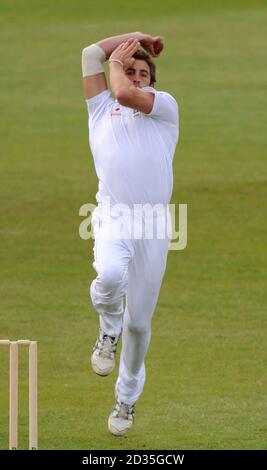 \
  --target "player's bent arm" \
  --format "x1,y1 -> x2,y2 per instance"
117,87 -> 155,114
82,35 -> 145,100
96,32 -> 144,59
109,62 -> 155,114
82,44 -> 108,99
